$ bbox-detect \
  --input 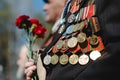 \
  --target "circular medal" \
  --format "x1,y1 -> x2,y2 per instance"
56,40 -> 63,49
51,54 -> 59,65
68,14 -> 75,23
43,55 -> 51,65
79,54 -> 89,65
67,37 -> 78,48
89,35 -> 99,46
89,50 -> 101,61
69,54 -> 78,65
77,32 -> 86,43
59,54 -> 69,65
